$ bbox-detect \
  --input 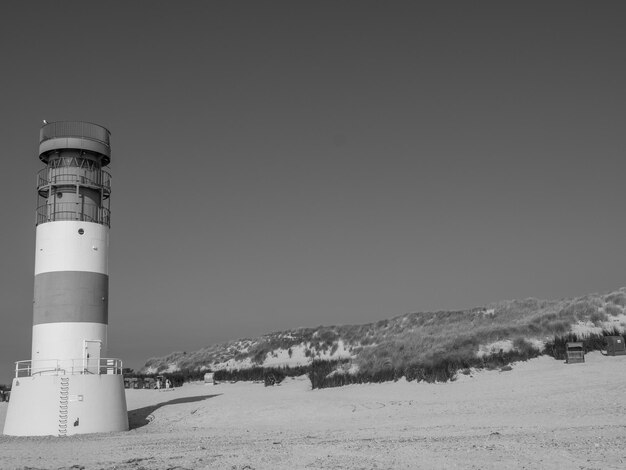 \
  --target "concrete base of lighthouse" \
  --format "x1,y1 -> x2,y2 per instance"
3,374 -> 128,436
